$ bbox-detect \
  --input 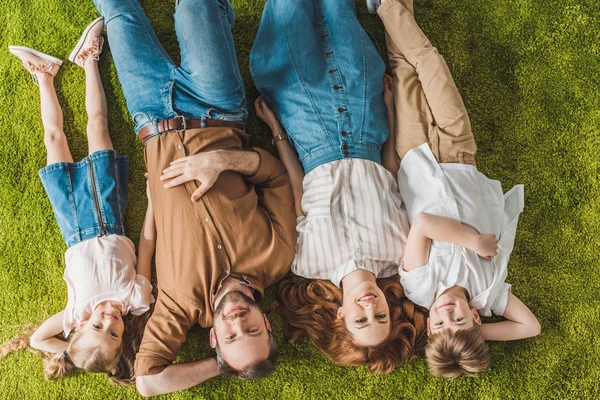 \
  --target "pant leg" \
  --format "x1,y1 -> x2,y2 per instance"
93,0 -> 177,133
172,0 -> 247,121
386,32 -> 434,159
378,0 -> 476,165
